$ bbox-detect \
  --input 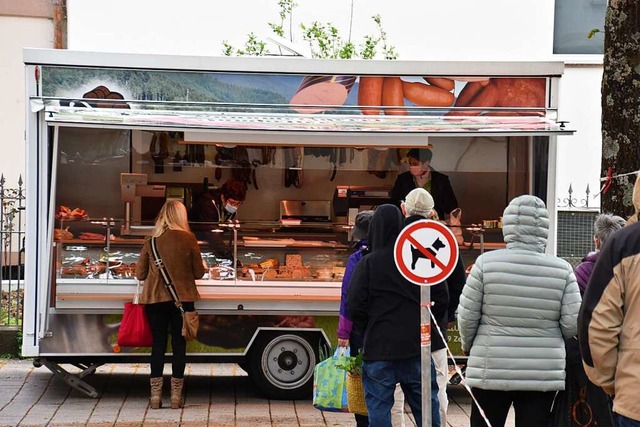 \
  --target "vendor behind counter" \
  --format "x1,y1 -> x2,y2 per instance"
188,179 -> 247,257
390,148 -> 458,221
